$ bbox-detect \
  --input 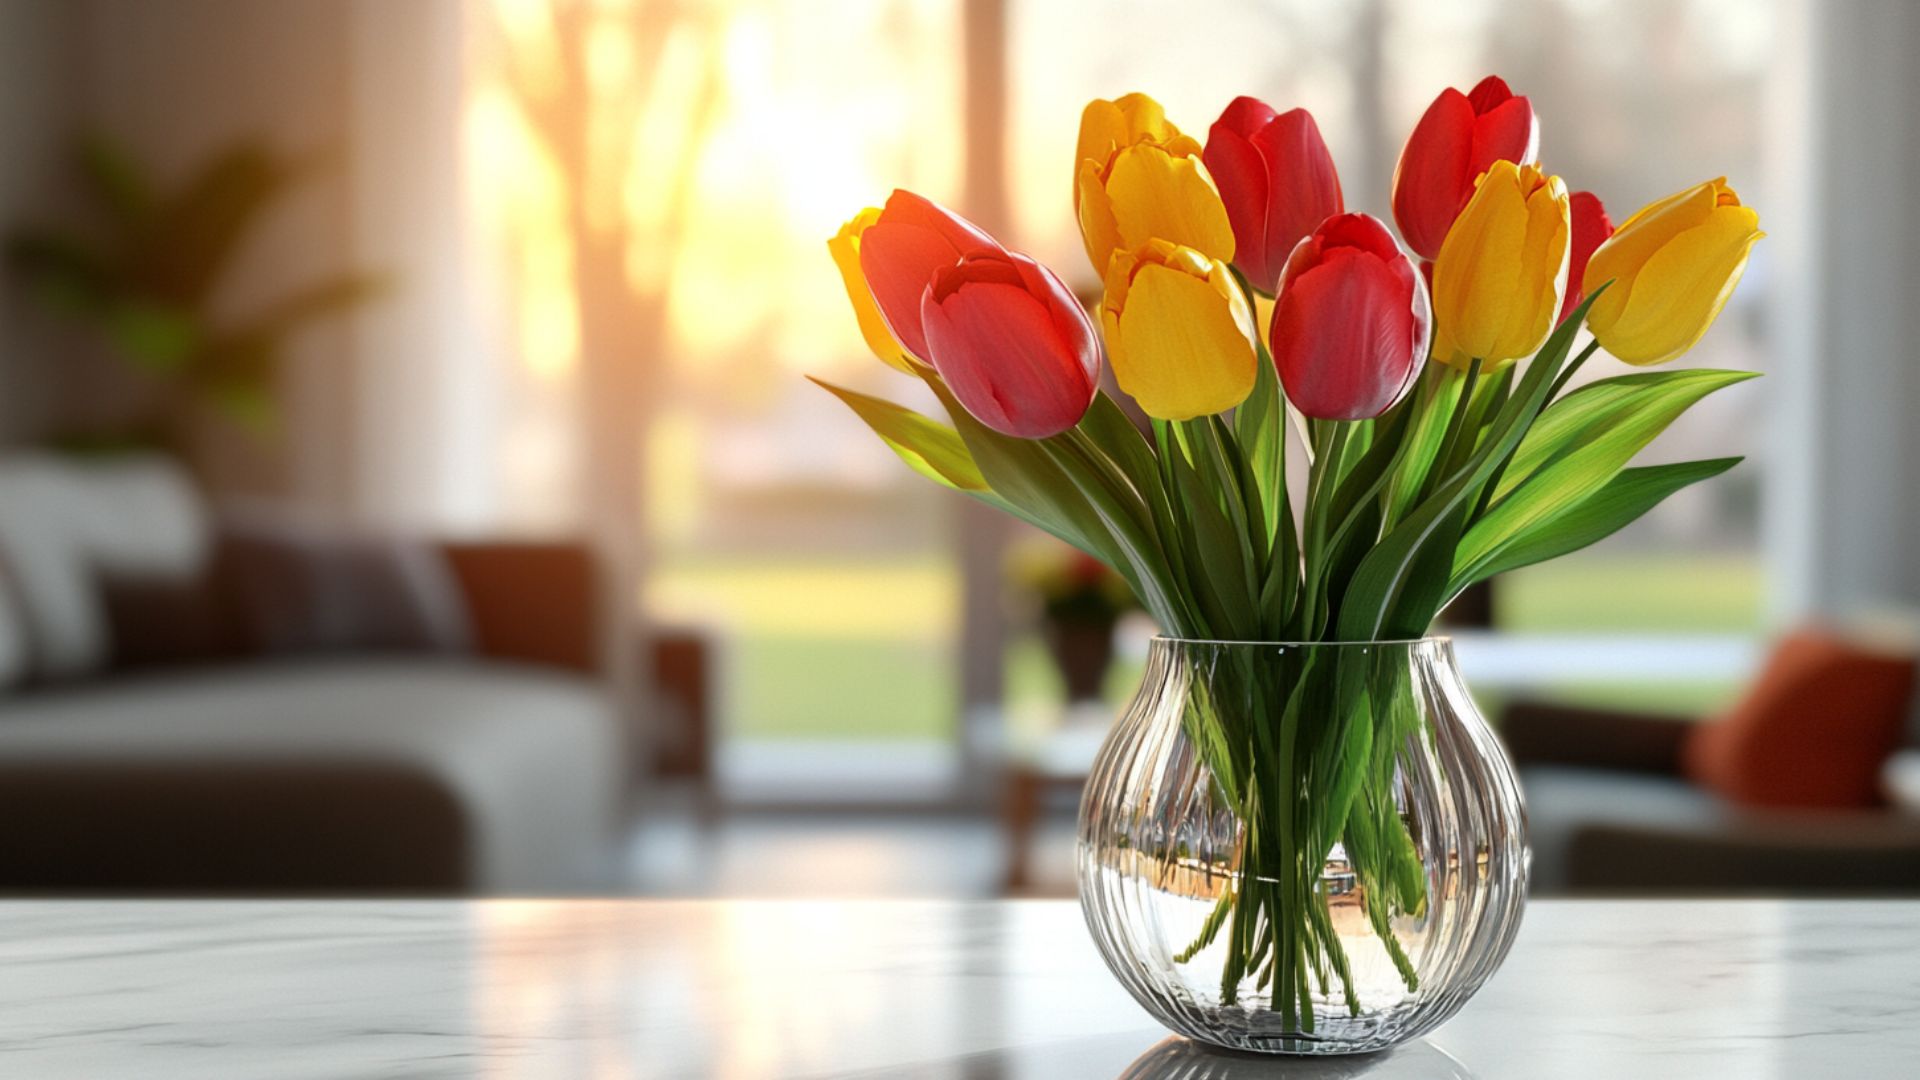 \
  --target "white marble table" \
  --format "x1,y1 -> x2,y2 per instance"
0,899 -> 1914,1078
